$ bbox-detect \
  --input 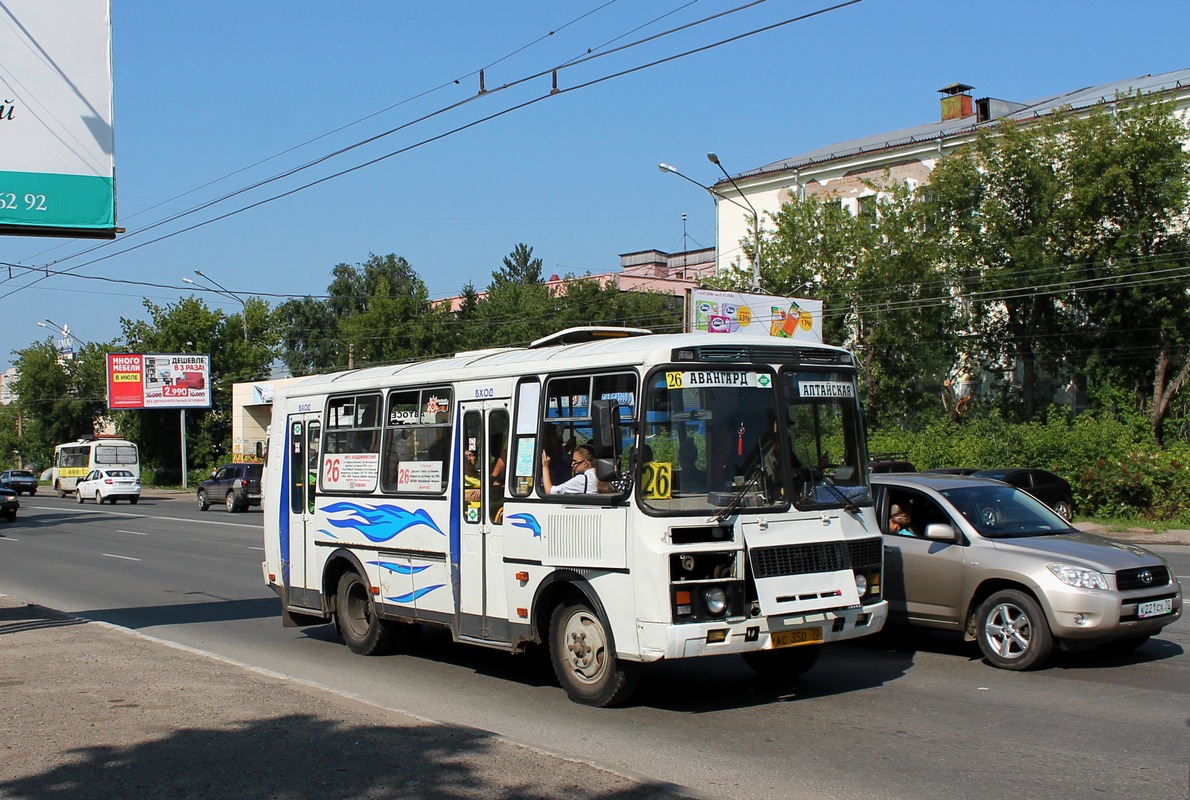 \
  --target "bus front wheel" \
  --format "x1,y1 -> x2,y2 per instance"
56,482 -> 65,498
549,601 -> 637,707
335,572 -> 397,656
